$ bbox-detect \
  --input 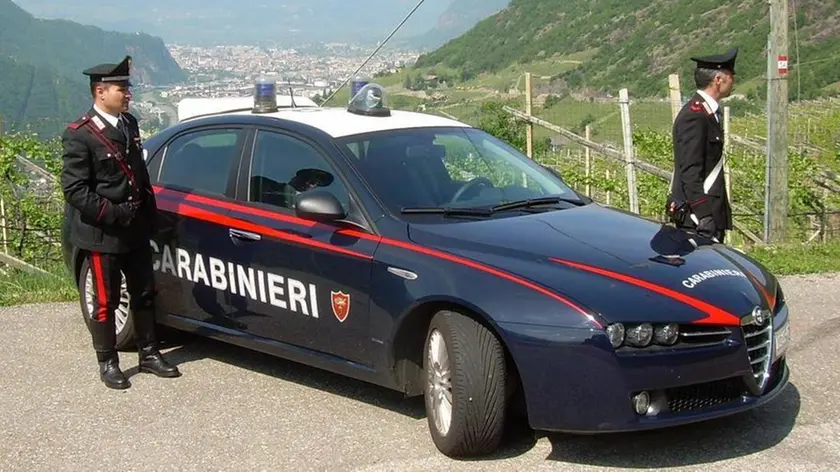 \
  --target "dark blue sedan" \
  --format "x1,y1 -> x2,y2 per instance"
63,85 -> 791,458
